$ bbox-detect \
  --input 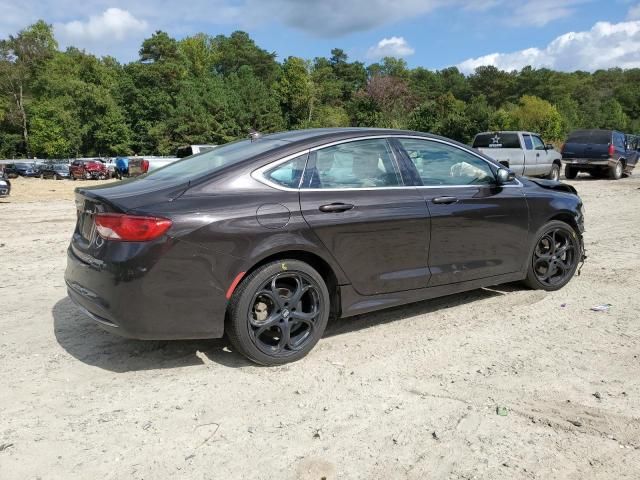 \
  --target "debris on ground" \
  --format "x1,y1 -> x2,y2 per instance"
590,304 -> 612,312
593,392 -> 602,400
568,419 -> 583,427
496,406 -> 508,416
0,443 -> 14,452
